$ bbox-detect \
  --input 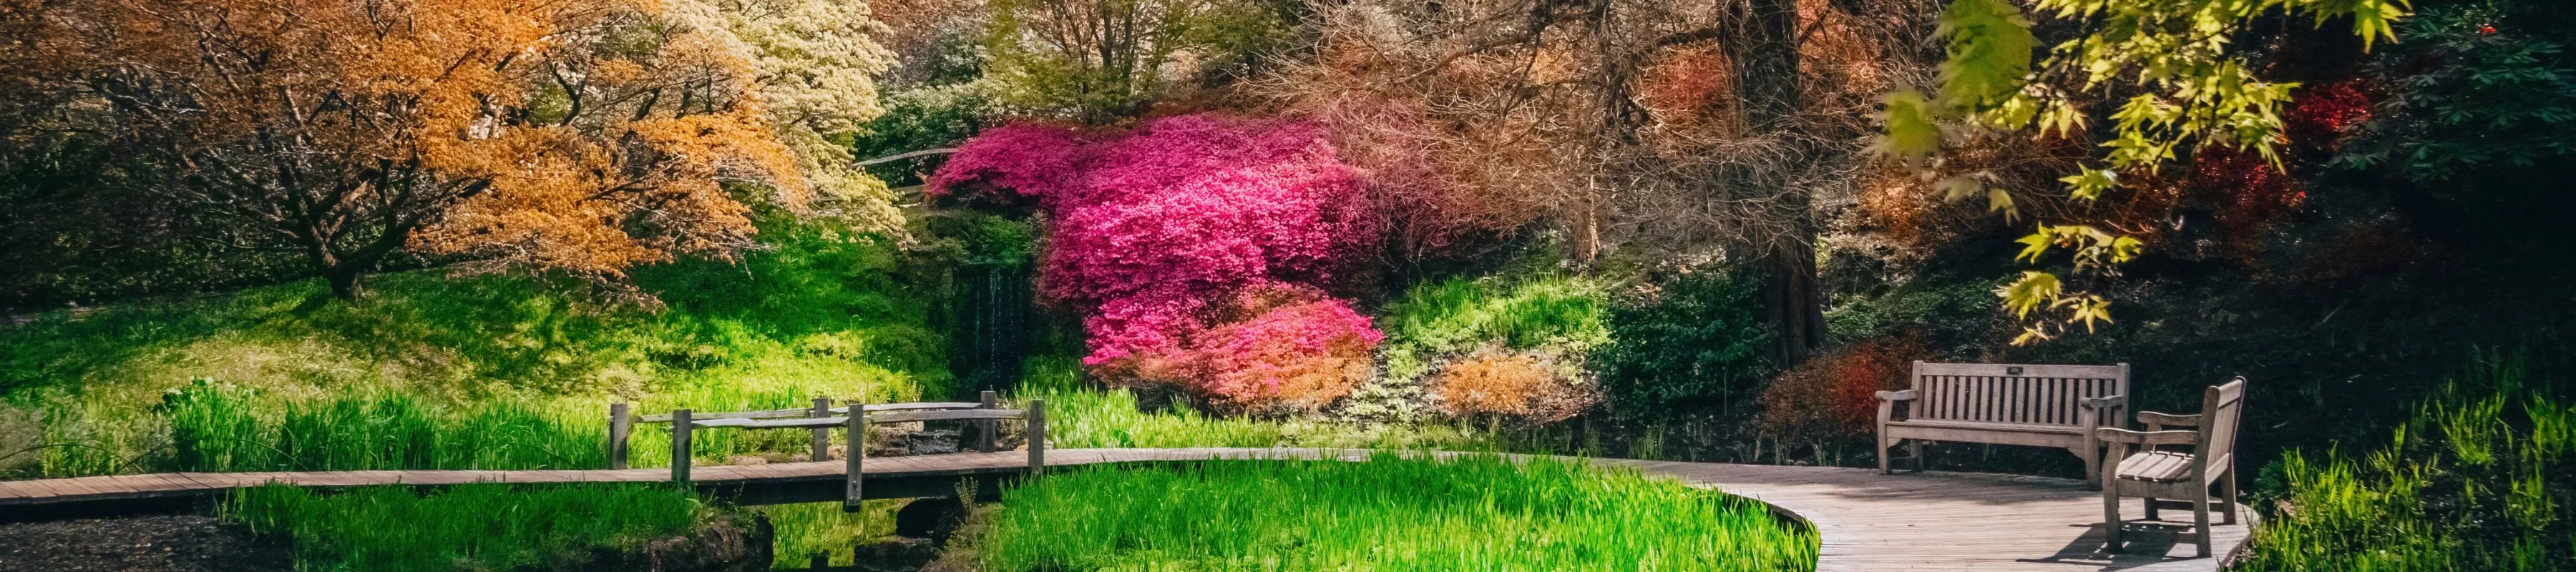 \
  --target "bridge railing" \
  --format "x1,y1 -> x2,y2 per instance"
624,392 -> 1045,511
608,392 -> 999,470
